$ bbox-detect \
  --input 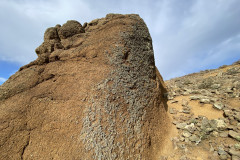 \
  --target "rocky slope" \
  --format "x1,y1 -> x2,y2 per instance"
0,14 -> 169,160
163,60 -> 240,160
